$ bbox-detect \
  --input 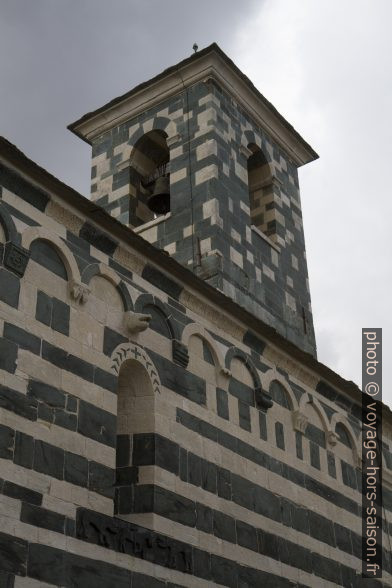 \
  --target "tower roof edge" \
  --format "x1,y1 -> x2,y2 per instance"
68,43 -> 318,166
